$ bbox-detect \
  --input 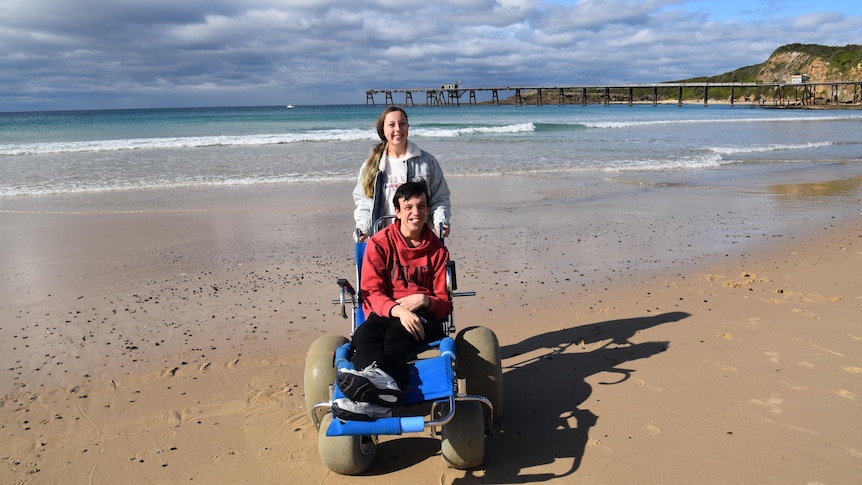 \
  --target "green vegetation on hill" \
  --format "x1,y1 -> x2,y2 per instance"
672,64 -> 761,84
675,44 -> 862,84
773,43 -> 862,71
670,44 -> 862,104
500,44 -> 862,105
